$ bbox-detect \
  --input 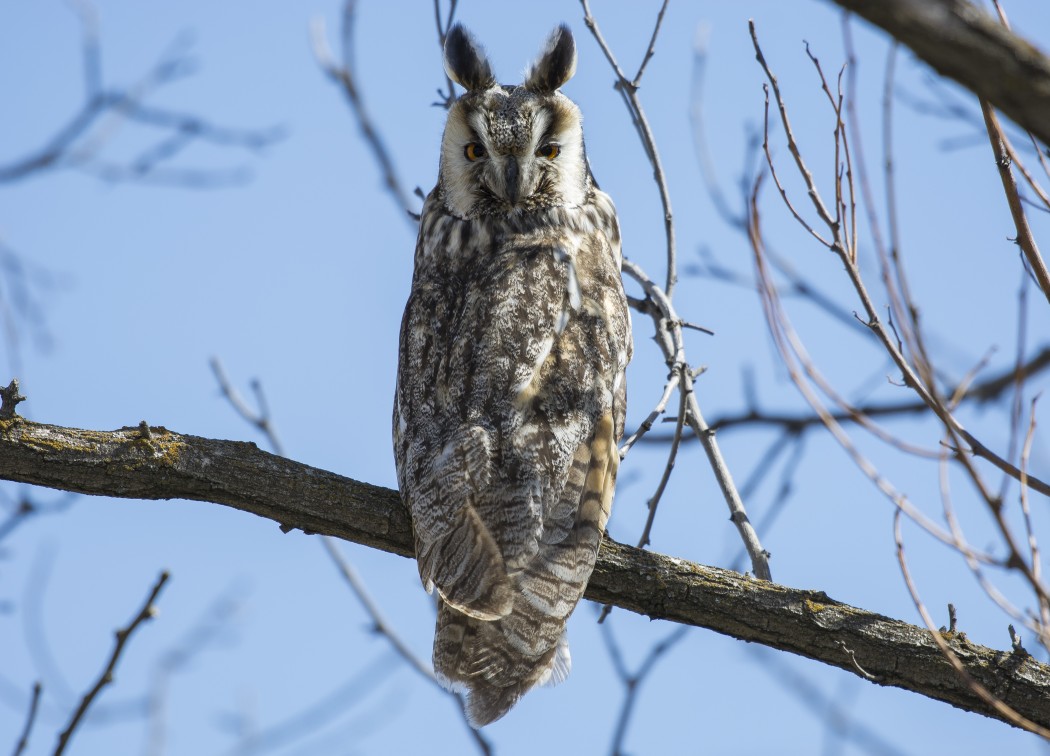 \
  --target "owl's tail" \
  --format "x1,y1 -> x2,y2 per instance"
432,414 -> 618,727
433,601 -> 571,727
